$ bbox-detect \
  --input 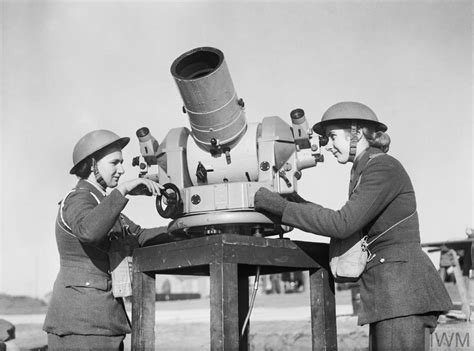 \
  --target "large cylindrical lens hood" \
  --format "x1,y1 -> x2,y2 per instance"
171,47 -> 247,151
